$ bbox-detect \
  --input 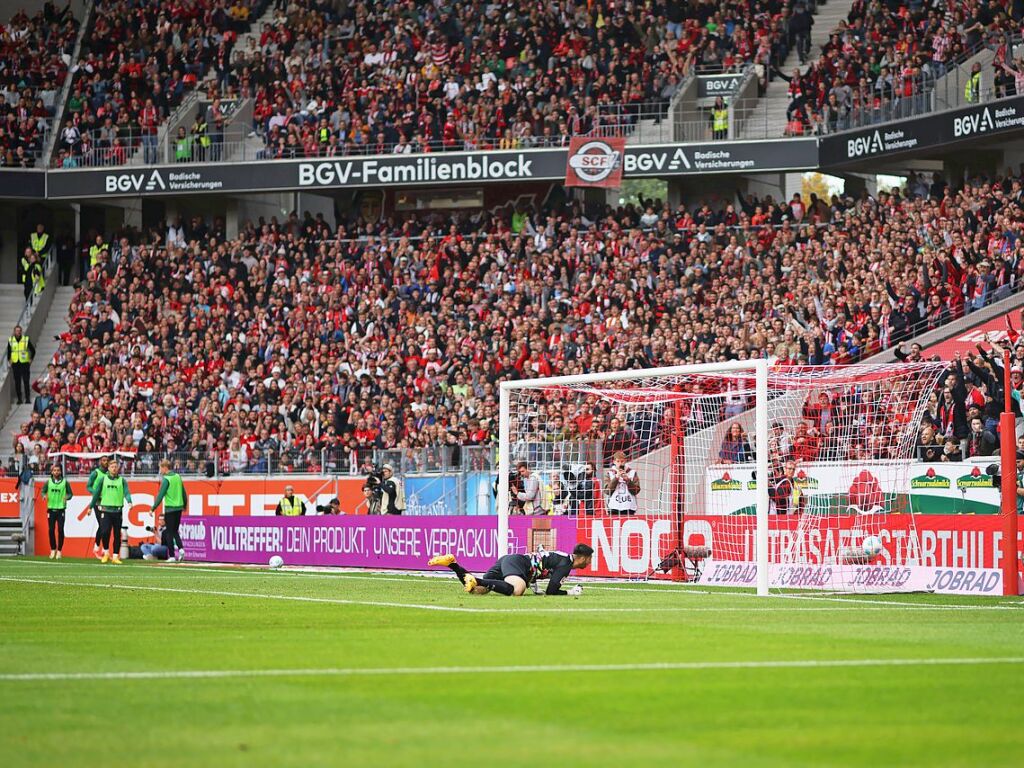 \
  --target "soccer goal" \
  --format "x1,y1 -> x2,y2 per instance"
498,360 -> 950,595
